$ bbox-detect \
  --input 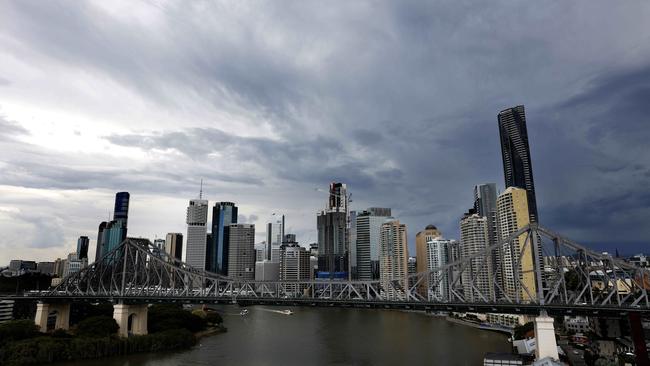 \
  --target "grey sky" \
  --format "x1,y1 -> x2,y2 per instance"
1,1 -> 649,264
